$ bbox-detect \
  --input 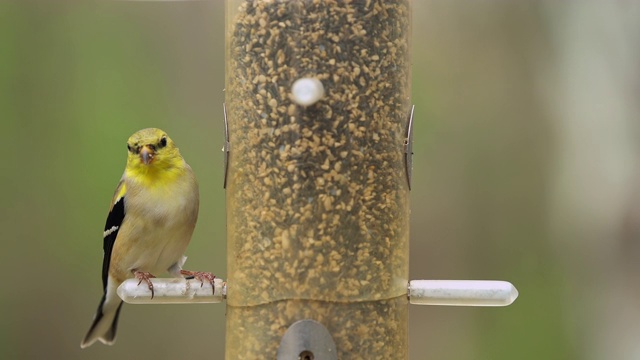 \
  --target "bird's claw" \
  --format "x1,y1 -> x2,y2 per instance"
180,270 -> 216,295
134,271 -> 157,299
